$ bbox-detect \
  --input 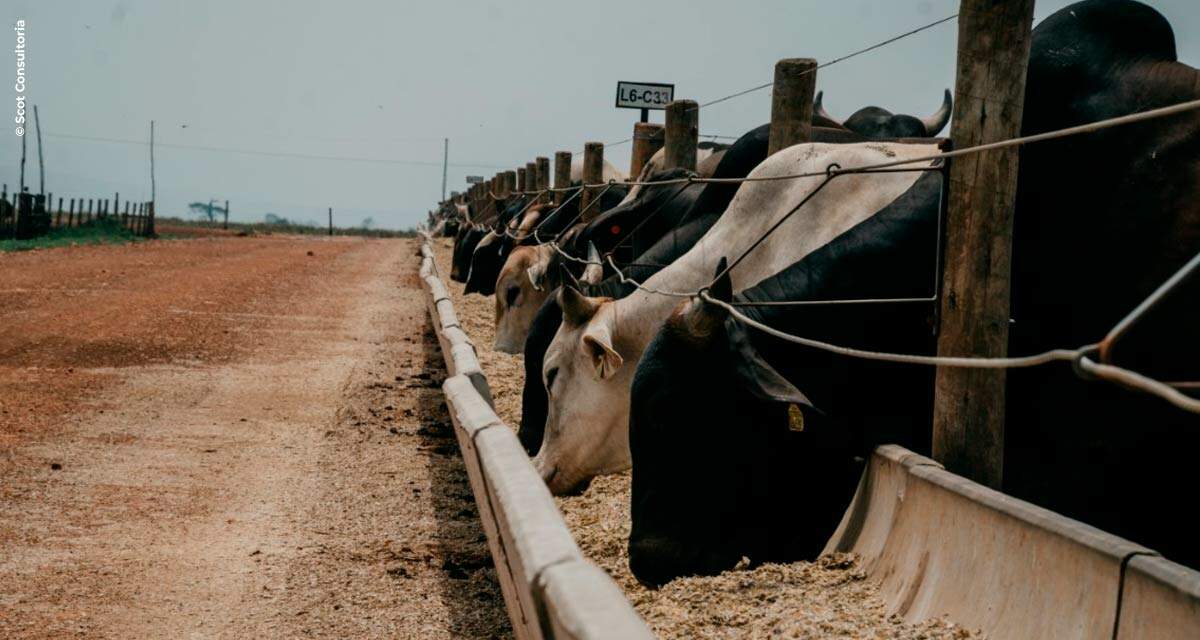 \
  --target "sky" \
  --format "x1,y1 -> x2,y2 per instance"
4,1 -> 1200,230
